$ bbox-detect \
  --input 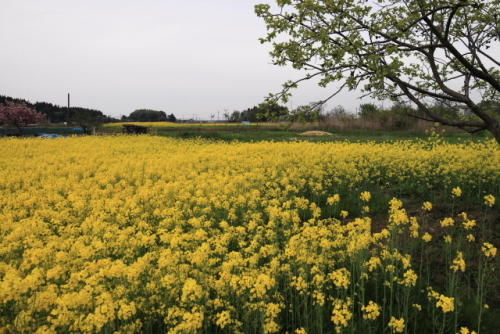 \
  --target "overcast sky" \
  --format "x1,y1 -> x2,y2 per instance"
0,0 -> 367,120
